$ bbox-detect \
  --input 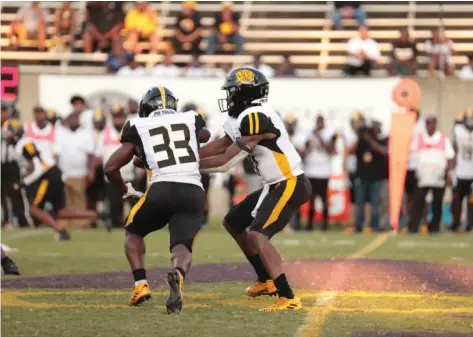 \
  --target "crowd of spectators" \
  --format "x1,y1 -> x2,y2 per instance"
5,2 -> 472,79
